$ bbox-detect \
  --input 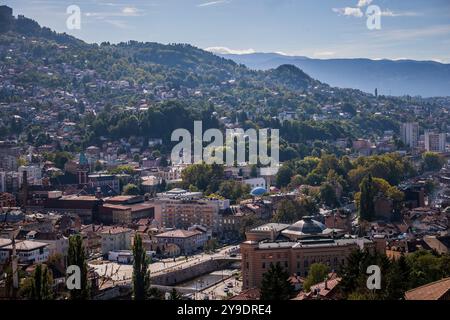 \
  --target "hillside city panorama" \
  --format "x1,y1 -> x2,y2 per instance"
0,0 -> 449,311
